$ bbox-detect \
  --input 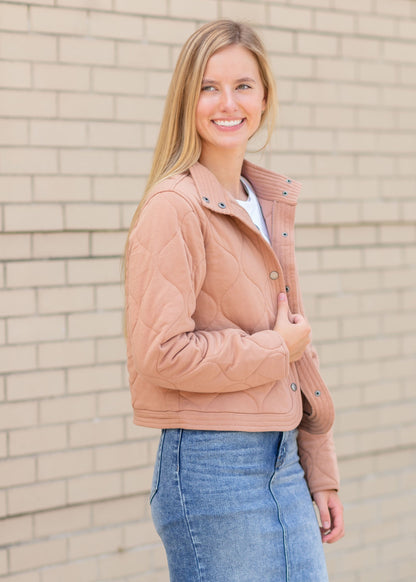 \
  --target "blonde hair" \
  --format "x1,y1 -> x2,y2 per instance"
129,19 -> 278,229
